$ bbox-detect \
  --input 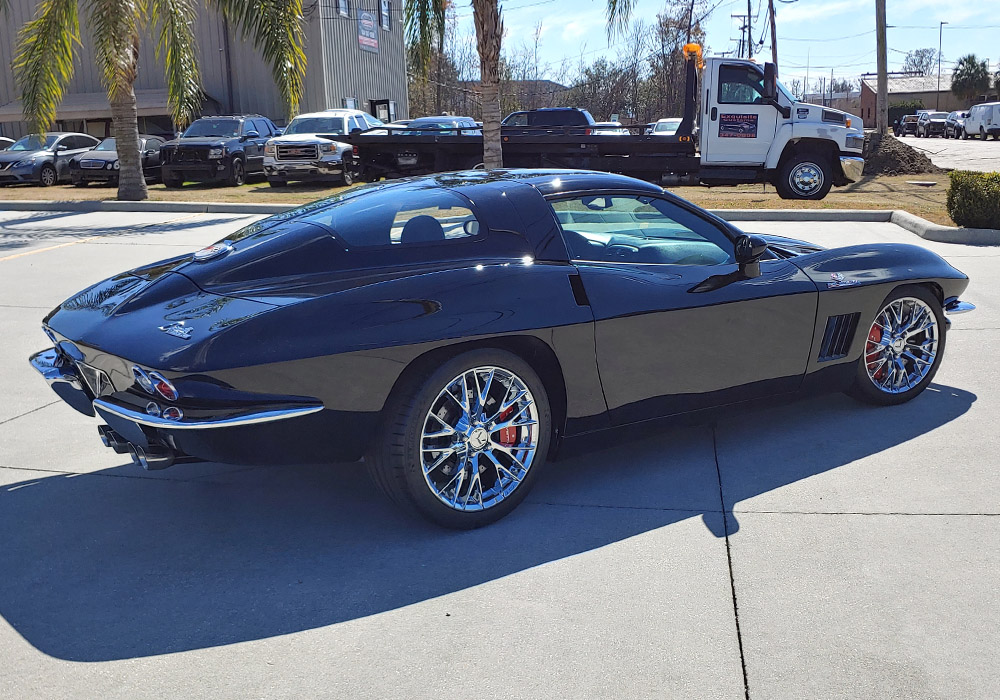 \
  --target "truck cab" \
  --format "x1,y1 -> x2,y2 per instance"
697,55 -> 865,199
